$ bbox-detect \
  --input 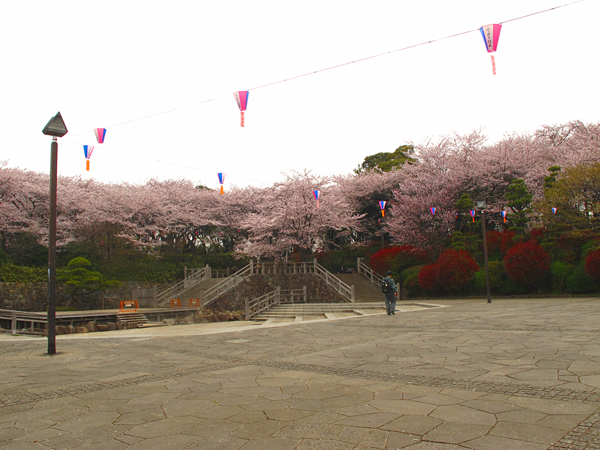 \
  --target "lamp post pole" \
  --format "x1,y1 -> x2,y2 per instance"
480,208 -> 492,304
42,111 -> 67,355
47,137 -> 58,354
